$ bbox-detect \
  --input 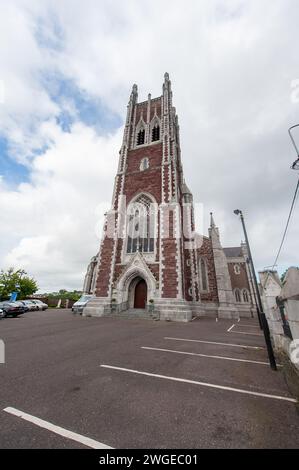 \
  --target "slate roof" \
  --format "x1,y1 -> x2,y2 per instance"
223,247 -> 242,258
181,181 -> 192,195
